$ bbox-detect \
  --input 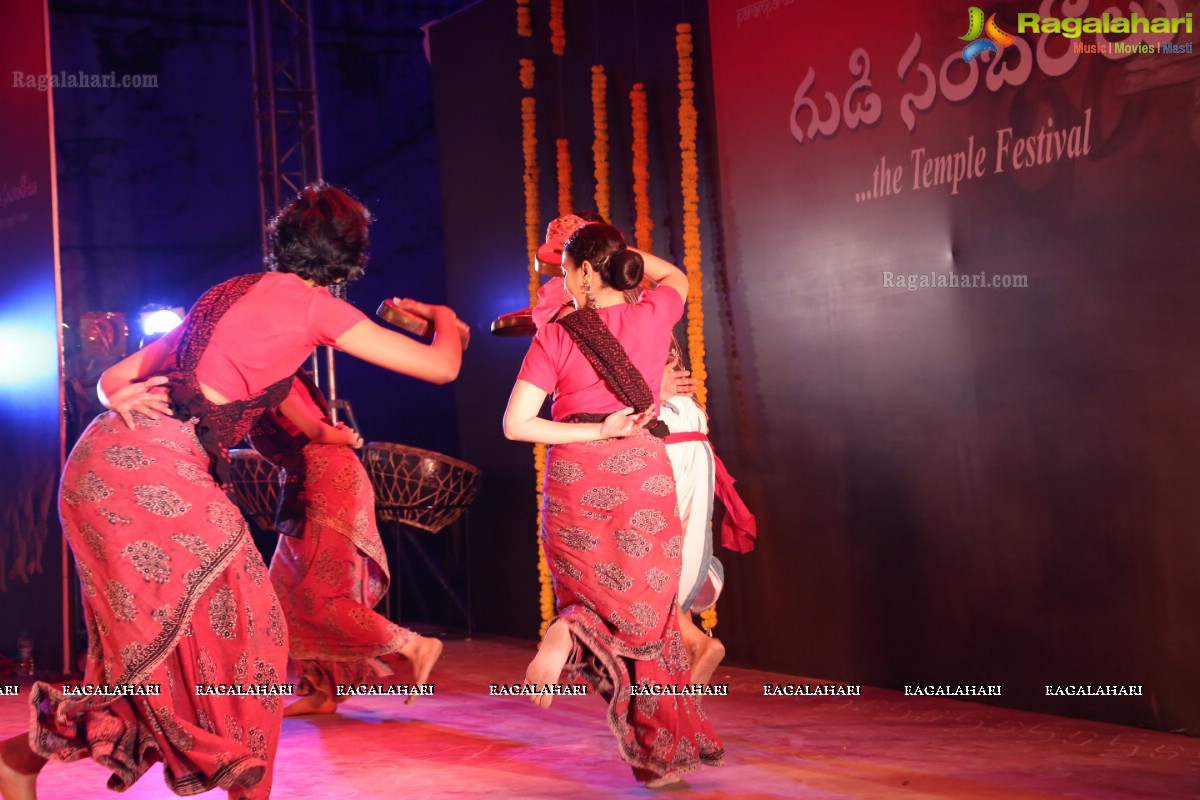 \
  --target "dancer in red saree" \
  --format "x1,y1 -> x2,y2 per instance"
503,222 -> 724,787
248,372 -> 442,716
0,184 -> 462,800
